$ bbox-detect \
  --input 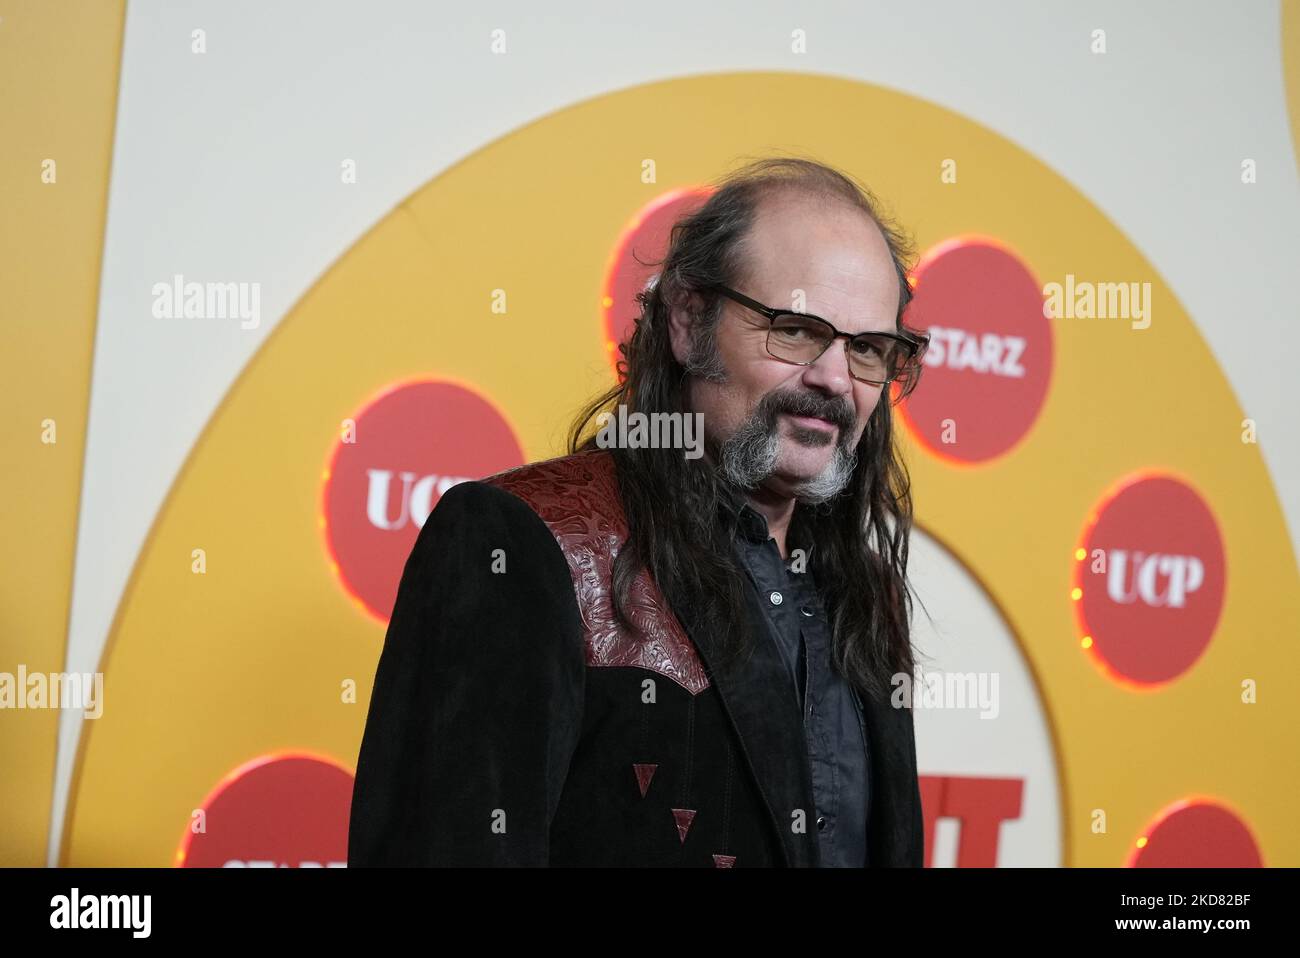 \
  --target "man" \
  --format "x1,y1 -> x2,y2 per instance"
348,156 -> 930,867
